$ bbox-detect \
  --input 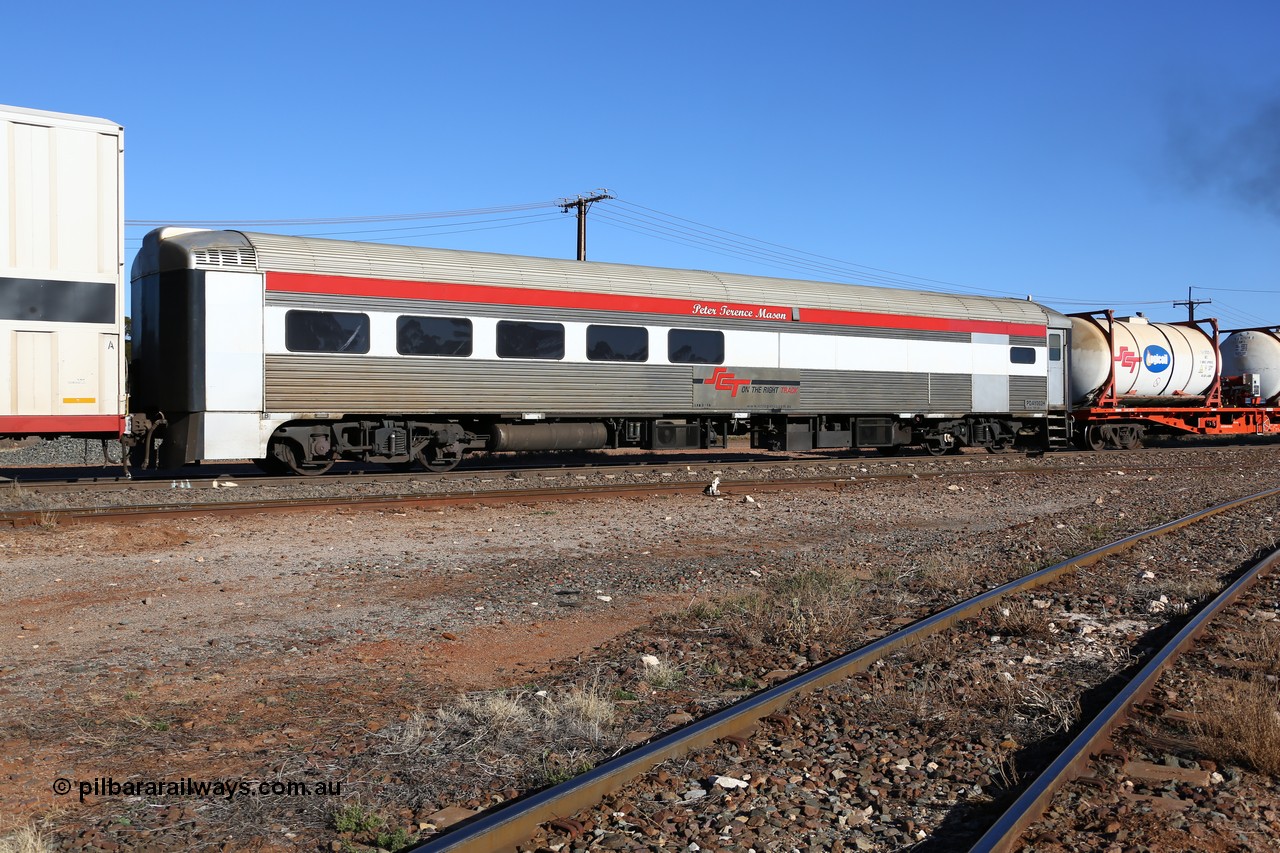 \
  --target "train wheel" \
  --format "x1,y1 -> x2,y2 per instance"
416,445 -> 461,473
1118,429 -> 1143,450
1084,426 -> 1107,452
924,441 -> 951,457
271,440 -> 335,476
